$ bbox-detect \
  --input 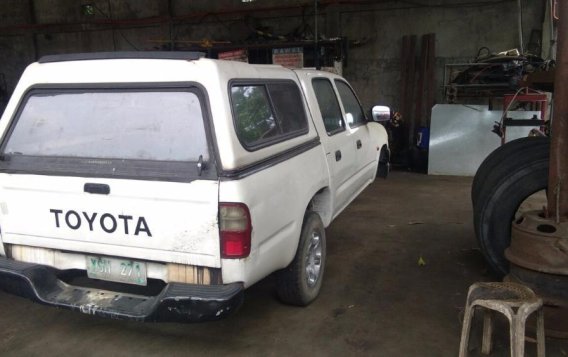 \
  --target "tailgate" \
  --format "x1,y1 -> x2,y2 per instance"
0,174 -> 221,267
0,84 -> 221,267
